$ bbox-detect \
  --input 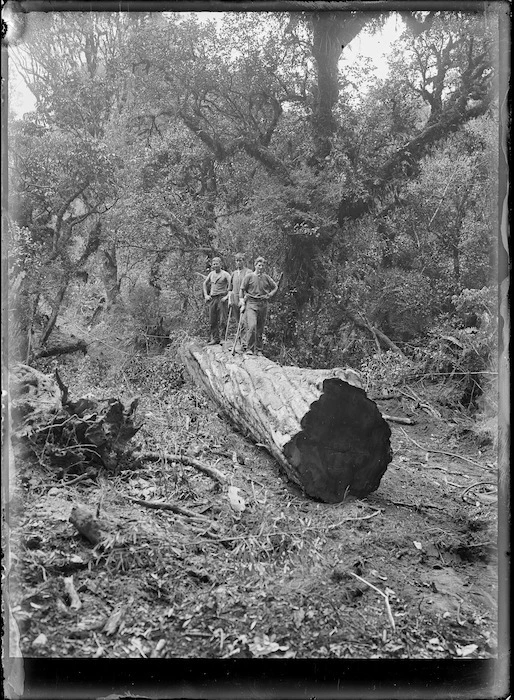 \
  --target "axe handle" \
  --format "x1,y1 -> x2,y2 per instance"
224,305 -> 233,342
231,309 -> 245,355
